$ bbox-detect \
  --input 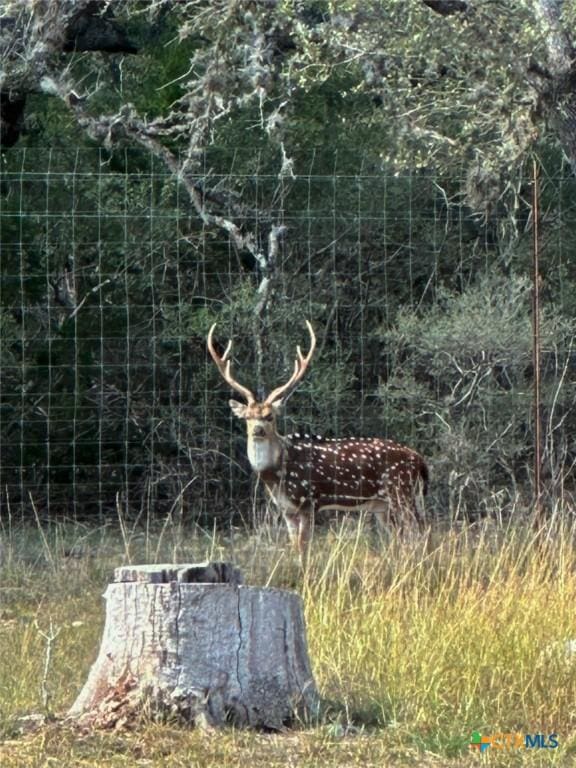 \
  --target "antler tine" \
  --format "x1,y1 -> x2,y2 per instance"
264,320 -> 316,405
207,324 -> 256,404
221,339 -> 232,361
